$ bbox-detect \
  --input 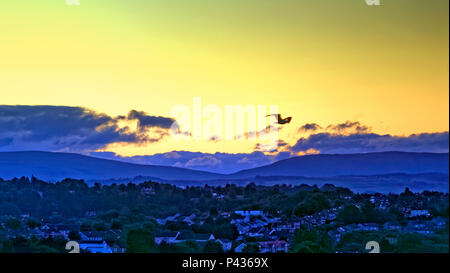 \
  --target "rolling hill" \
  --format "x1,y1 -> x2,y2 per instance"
229,152 -> 449,178
0,151 -> 223,181
0,151 -> 448,186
